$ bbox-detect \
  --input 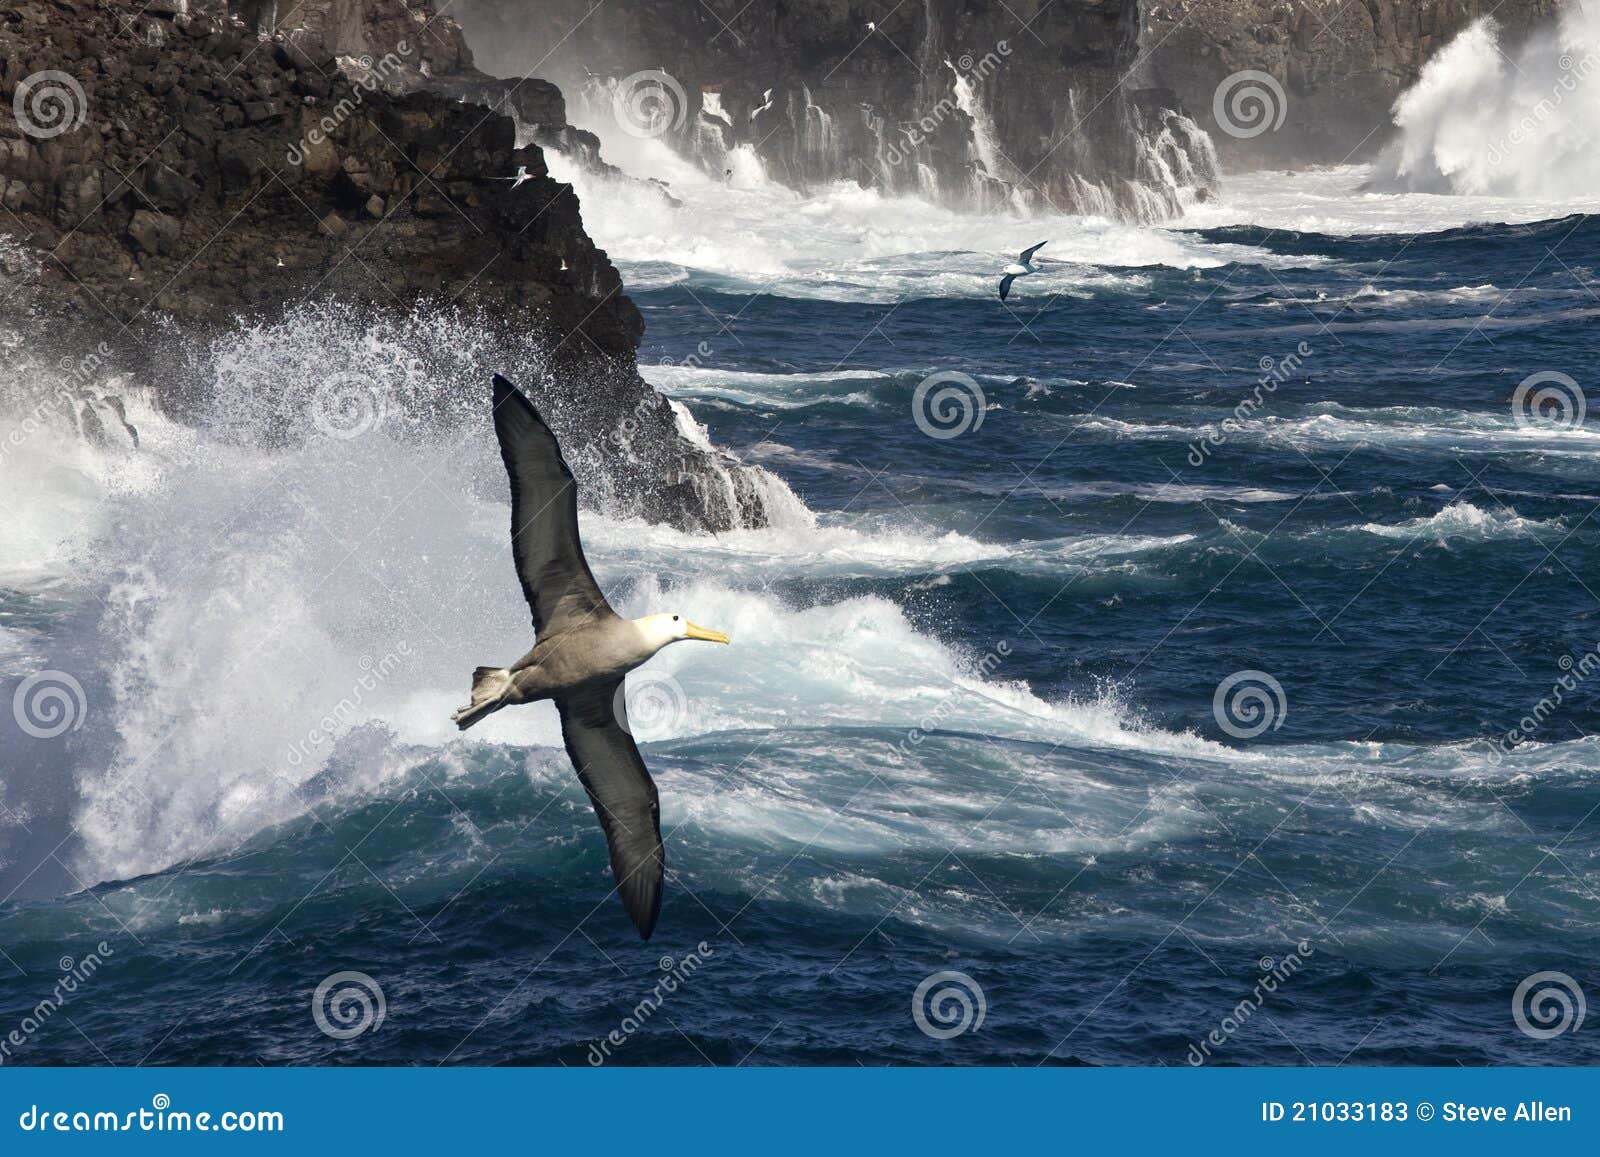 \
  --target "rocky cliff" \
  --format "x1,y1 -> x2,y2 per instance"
1141,0 -> 1560,166
0,0 -> 777,529
451,0 -> 1221,220
449,0 -> 1563,189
